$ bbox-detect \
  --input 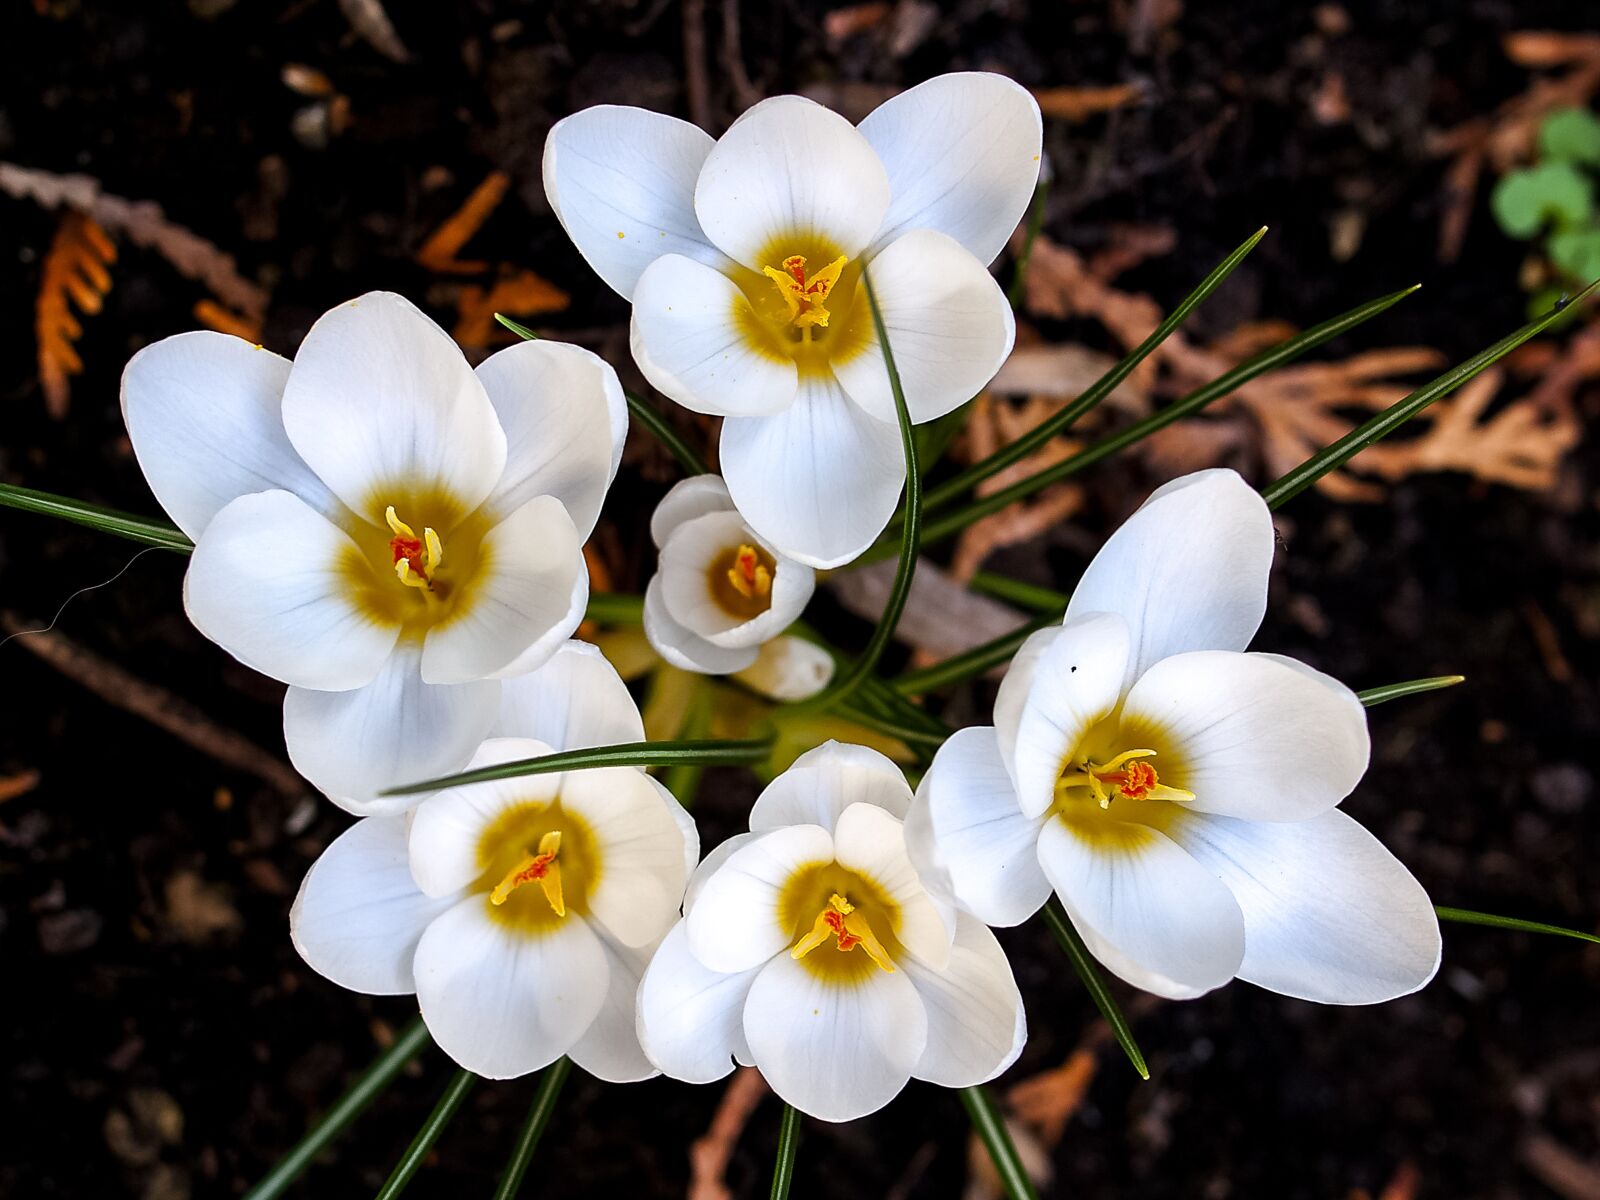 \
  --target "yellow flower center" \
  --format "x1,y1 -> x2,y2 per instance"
708,541 -> 777,621
731,237 -> 874,375
790,892 -> 895,973
1056,748 -> 1195,811
761,254 -> 848,332
489,829 -> 566,916
777,862 -> 903,983
475,802 -> 598,934
386,506 -> 444,597
339,487 -> 491,634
